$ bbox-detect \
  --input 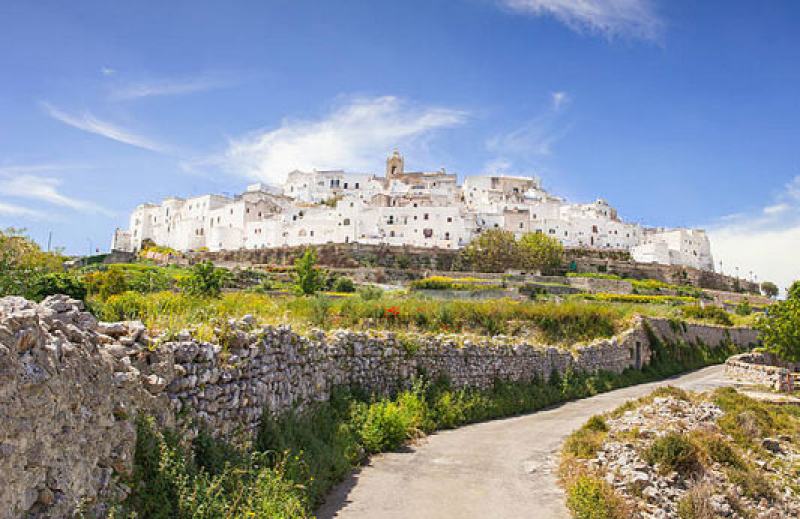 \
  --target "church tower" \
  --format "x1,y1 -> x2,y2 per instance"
386,149 -> 404,178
